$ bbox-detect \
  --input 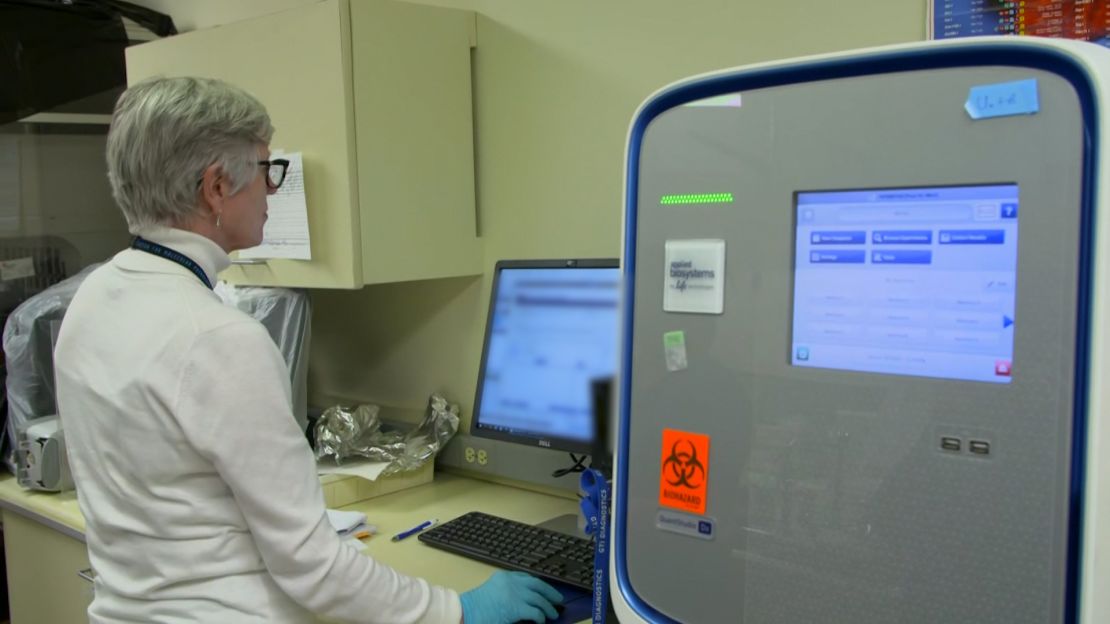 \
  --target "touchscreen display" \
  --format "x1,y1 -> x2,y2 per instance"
791,184 -> 1018,383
